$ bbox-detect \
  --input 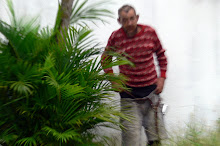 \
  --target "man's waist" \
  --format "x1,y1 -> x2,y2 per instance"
120,84 -> 157,99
